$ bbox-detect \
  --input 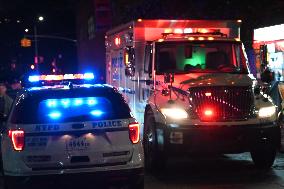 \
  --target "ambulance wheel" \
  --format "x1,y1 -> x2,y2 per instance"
143,110 -> 166,172
250,143 -> 277,170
